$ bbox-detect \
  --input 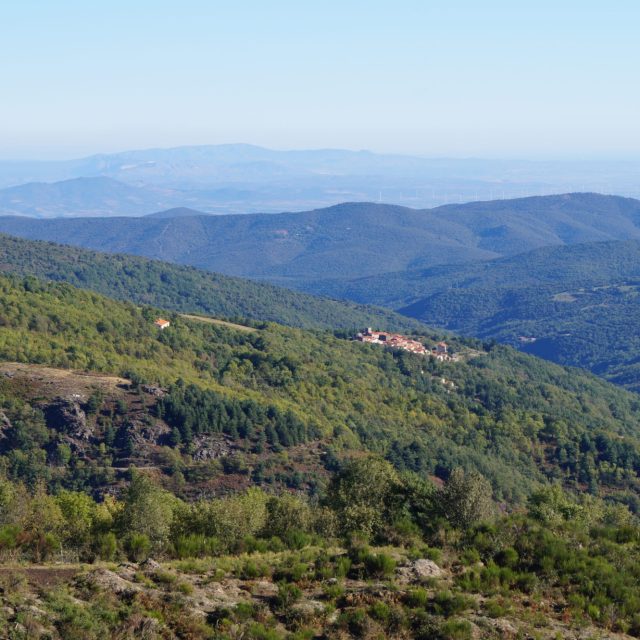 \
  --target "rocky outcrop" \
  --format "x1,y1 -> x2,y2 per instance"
142,385 -> 166,397
82,568 -> 141,596
43,397 -> 91,440
192,434 -> 233,461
